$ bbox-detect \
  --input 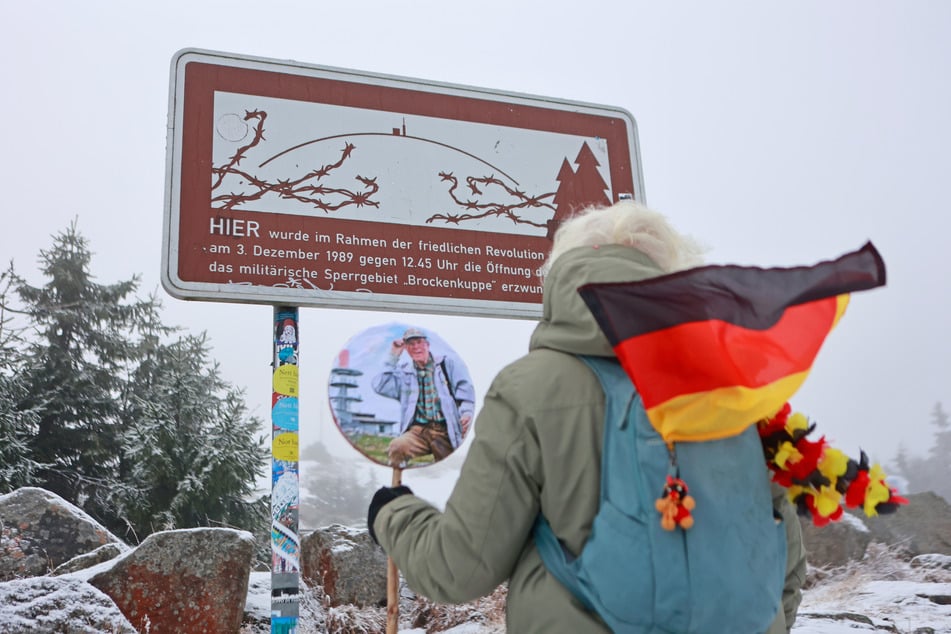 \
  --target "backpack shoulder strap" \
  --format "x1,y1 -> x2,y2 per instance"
577,355 -> 634,427
577,355 -> 637,497
533,354 -> 636,610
